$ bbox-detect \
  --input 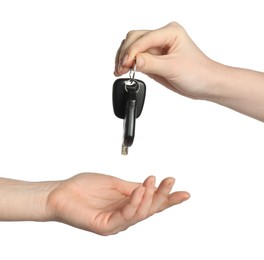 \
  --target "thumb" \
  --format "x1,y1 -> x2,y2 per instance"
116,178 -> 142,197
136,53 -> 166,76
